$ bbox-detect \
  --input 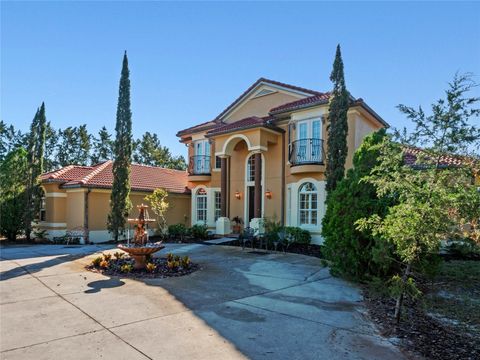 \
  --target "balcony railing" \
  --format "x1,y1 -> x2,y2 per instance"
188,155 -> 211,175
289,138 -> 324,166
